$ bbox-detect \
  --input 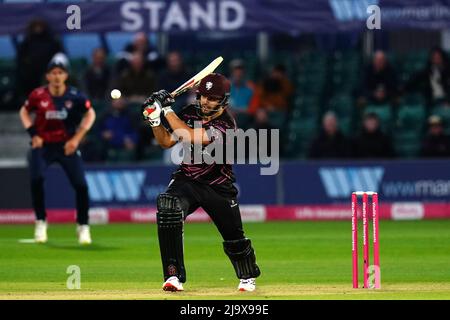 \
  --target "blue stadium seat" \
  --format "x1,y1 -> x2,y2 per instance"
328,94 -> 354,118
365,104 -> 393,133
105,32 -> 134,56
63,33 -> 102,61
0,36 -> 15,58
396,104 -> 426,132
393,131 -> 422,158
